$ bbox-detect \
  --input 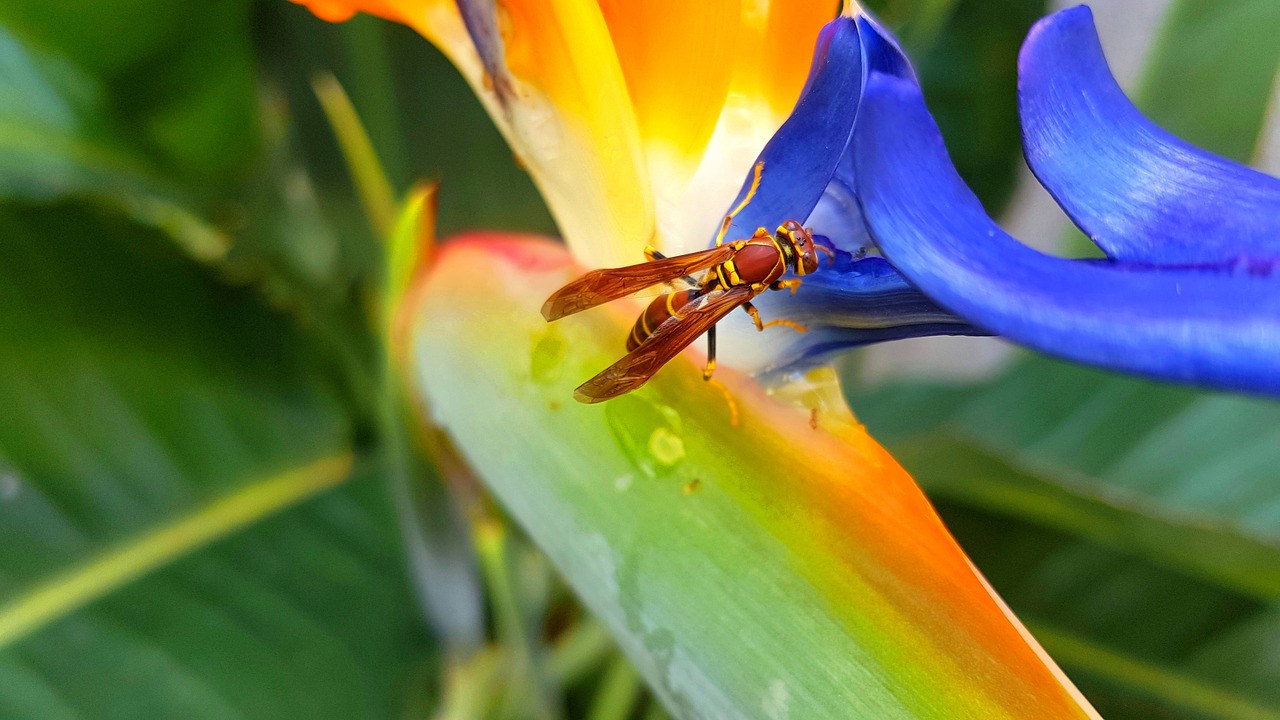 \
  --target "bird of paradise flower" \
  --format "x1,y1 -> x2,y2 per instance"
293,0 -> 1276,716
